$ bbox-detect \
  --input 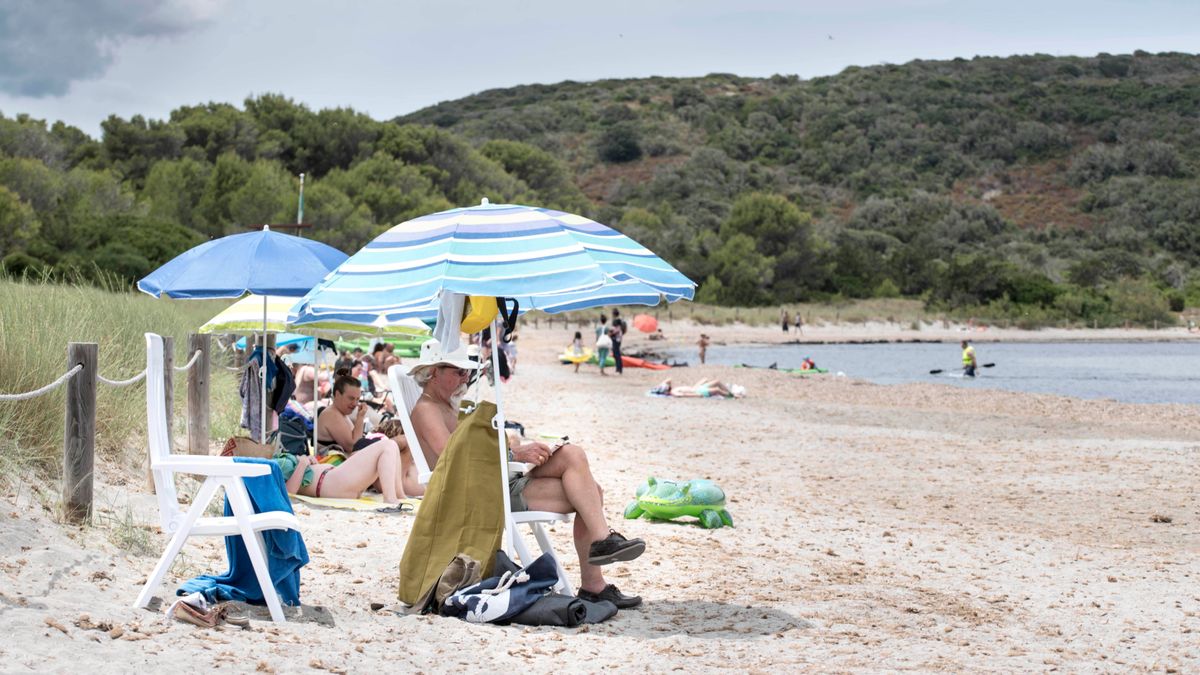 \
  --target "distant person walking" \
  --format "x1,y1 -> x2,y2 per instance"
610,309 -> 626,374
961,340 -> 977,378
697,333 -> 710,365
781,309 -> 790,333
794,313 -> 803,335
596,326 -> 613,376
